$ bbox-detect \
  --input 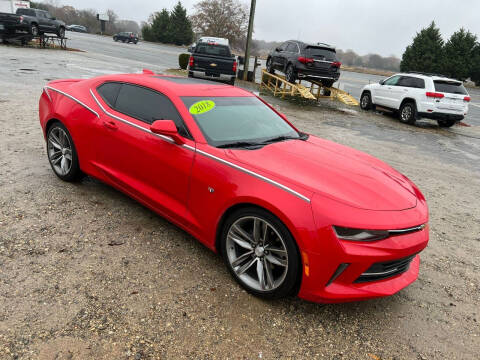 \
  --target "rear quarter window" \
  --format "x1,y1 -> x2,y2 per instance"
434,81 -> 468,95
97,82 -> 122,107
